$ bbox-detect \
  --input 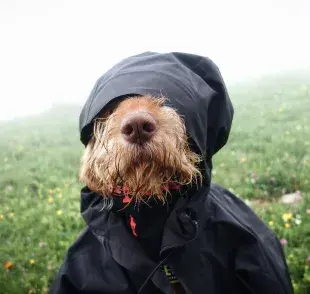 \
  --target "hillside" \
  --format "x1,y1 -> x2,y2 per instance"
0,72 -> 310,293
